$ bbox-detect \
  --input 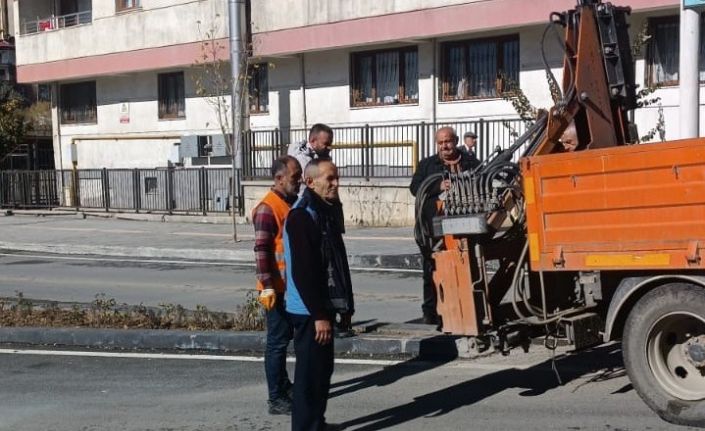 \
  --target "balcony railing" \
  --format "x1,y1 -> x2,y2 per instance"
23,10 -> 92,35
